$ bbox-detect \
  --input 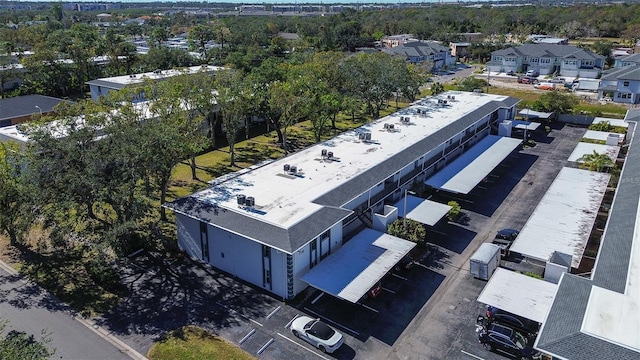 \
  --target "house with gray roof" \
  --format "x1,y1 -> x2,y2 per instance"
613,52 -> 640,68
534,109 -> 640,360
487,44 -> 604,78
383,41 -> 455,70
165,91 -> 520,301
598,64 -> 640,104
